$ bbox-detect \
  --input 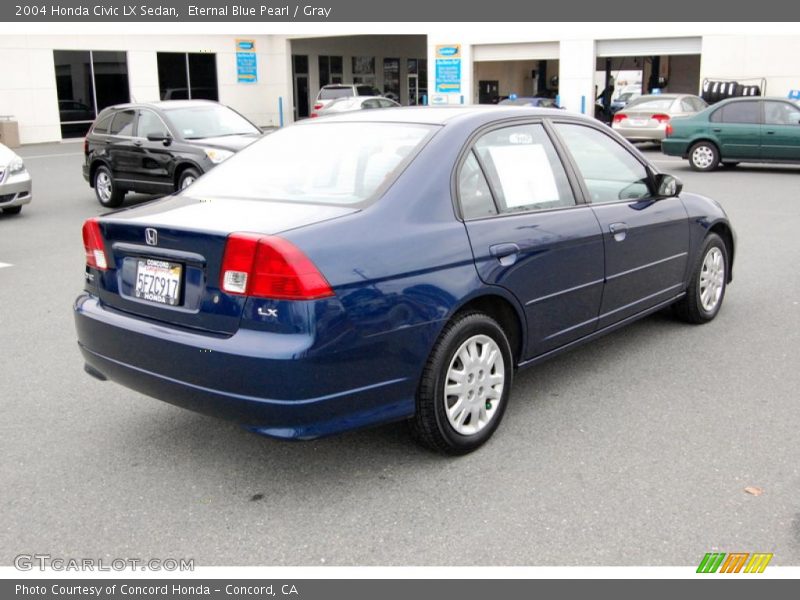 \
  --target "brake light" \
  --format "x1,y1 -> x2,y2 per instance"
613,113 -> 627,124
83,137 -> 89,155
310,113 -> 319,118
313,103 -> 323,110
652,113 -> 671,123
220,233 -> 334,300
665,123 -> 674,137
82,218 -> 108,270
